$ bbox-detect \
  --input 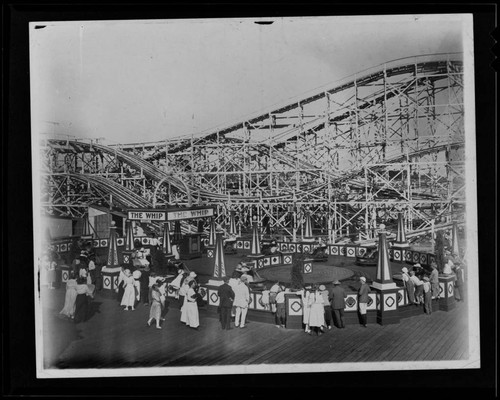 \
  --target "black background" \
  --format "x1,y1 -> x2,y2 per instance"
3,2 -> 497,398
